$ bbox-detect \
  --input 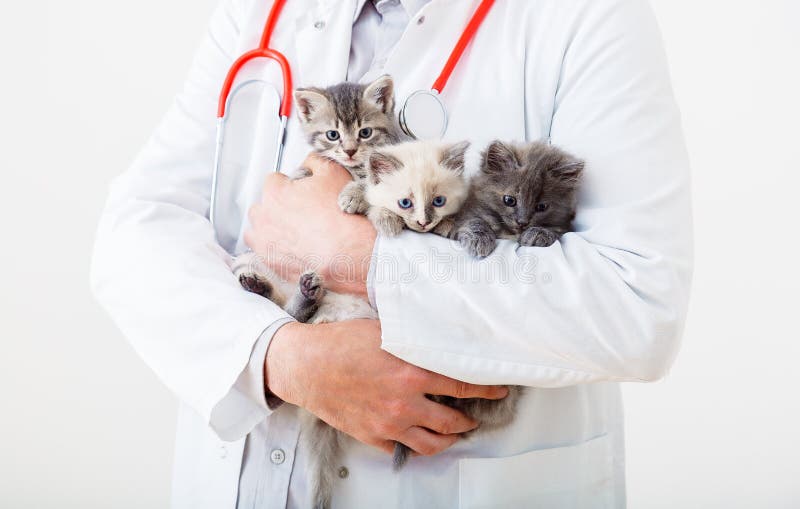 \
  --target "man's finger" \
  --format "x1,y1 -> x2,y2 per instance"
397,426 -> 460,457
302,154 -> 352,184
261,171 -> 290,197
247,203 -> 265,226
302,154 -> 334,175
246,202 -> 282,234
426,376 -> 509,400
364,437 -> 395,456
418,399 -> 478,435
